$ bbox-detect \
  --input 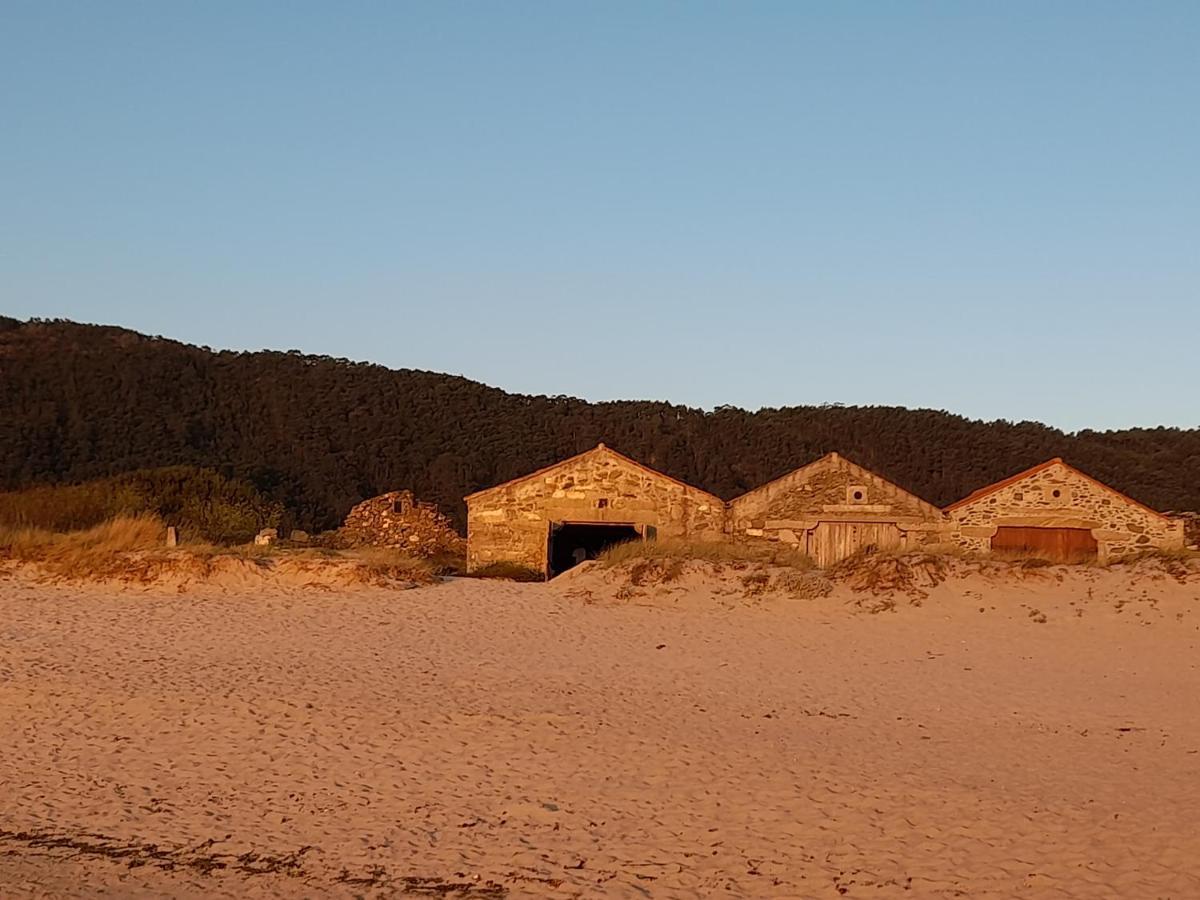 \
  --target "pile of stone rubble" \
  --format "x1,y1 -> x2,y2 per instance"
336,490 -> 465,559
